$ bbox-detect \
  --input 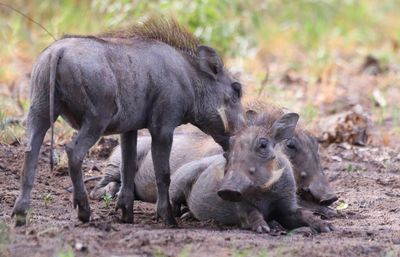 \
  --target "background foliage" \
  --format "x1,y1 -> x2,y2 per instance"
0,0 -> 399,145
